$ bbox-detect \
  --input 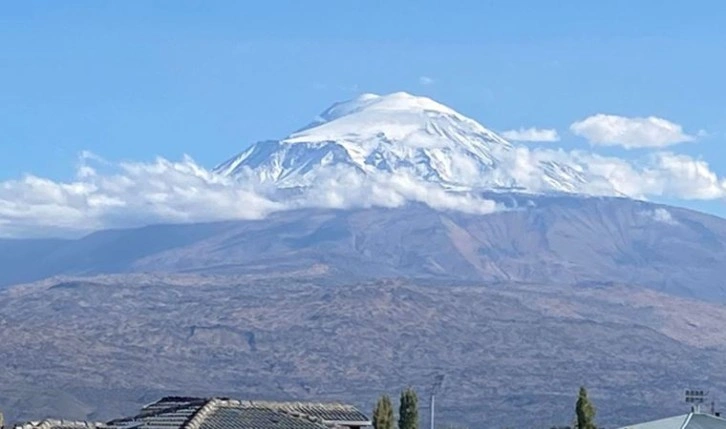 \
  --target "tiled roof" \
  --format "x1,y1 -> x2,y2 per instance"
250,402 -> 370,425
186,400 -> 327,429
14,420 -> 107,429
16,397 -> 369,429
107,397 -> 370,429
140,398 -> 207,417
107,398 -> 207,429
